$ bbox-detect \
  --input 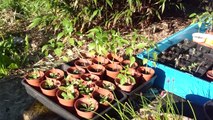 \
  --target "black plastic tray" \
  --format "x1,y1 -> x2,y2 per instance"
22,62 -> 127,120
22,80 -> 127,120
120,75 -> 157,97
